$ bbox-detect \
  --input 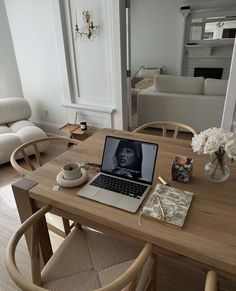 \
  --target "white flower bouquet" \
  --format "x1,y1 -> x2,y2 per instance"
191,127 -> 236,182
191,127 -> 236,159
